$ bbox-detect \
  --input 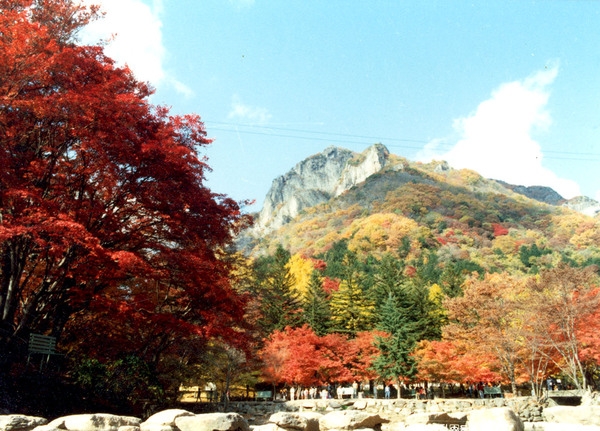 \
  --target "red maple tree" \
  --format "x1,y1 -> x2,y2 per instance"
259,325 -> 385,392
346,330 -> 383,382
259,325 -> 321,388
0,0 -> 250,368
492,223 -> 509,237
